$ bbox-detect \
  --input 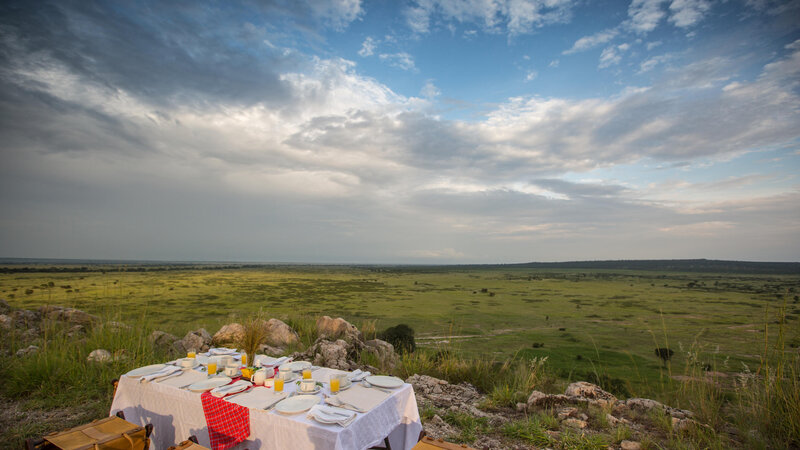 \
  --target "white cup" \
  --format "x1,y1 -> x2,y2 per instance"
224,364 -> 240,377
253,369 -> 268,386
278,365 -> 293,380
300,379 -> 316,392
179,358 -> 194,368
